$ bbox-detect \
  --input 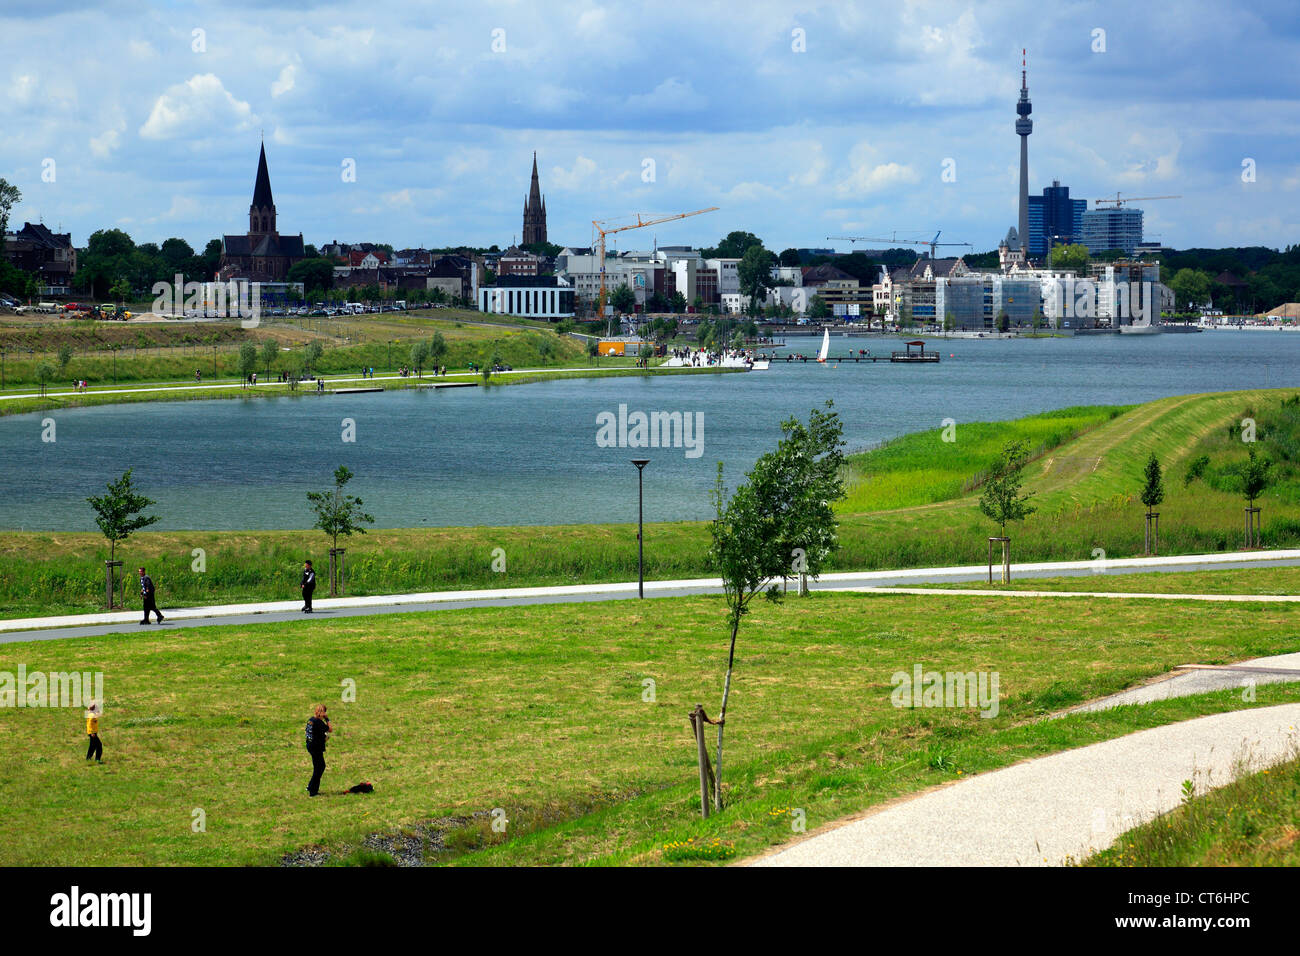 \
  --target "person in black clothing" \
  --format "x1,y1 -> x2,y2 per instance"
138,567 -> 164,624
301,560 -> 315,612
306,703 -> 333,796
